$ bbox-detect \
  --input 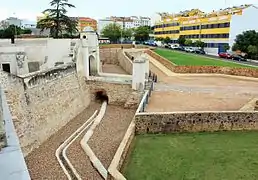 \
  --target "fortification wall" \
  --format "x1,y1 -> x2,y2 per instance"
86,80 -> 132,106
135,111 -> 258,134
0,64 -> 91,156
